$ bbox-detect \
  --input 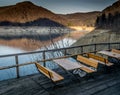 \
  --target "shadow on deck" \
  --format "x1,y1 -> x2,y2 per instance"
0,65 -> 120,95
